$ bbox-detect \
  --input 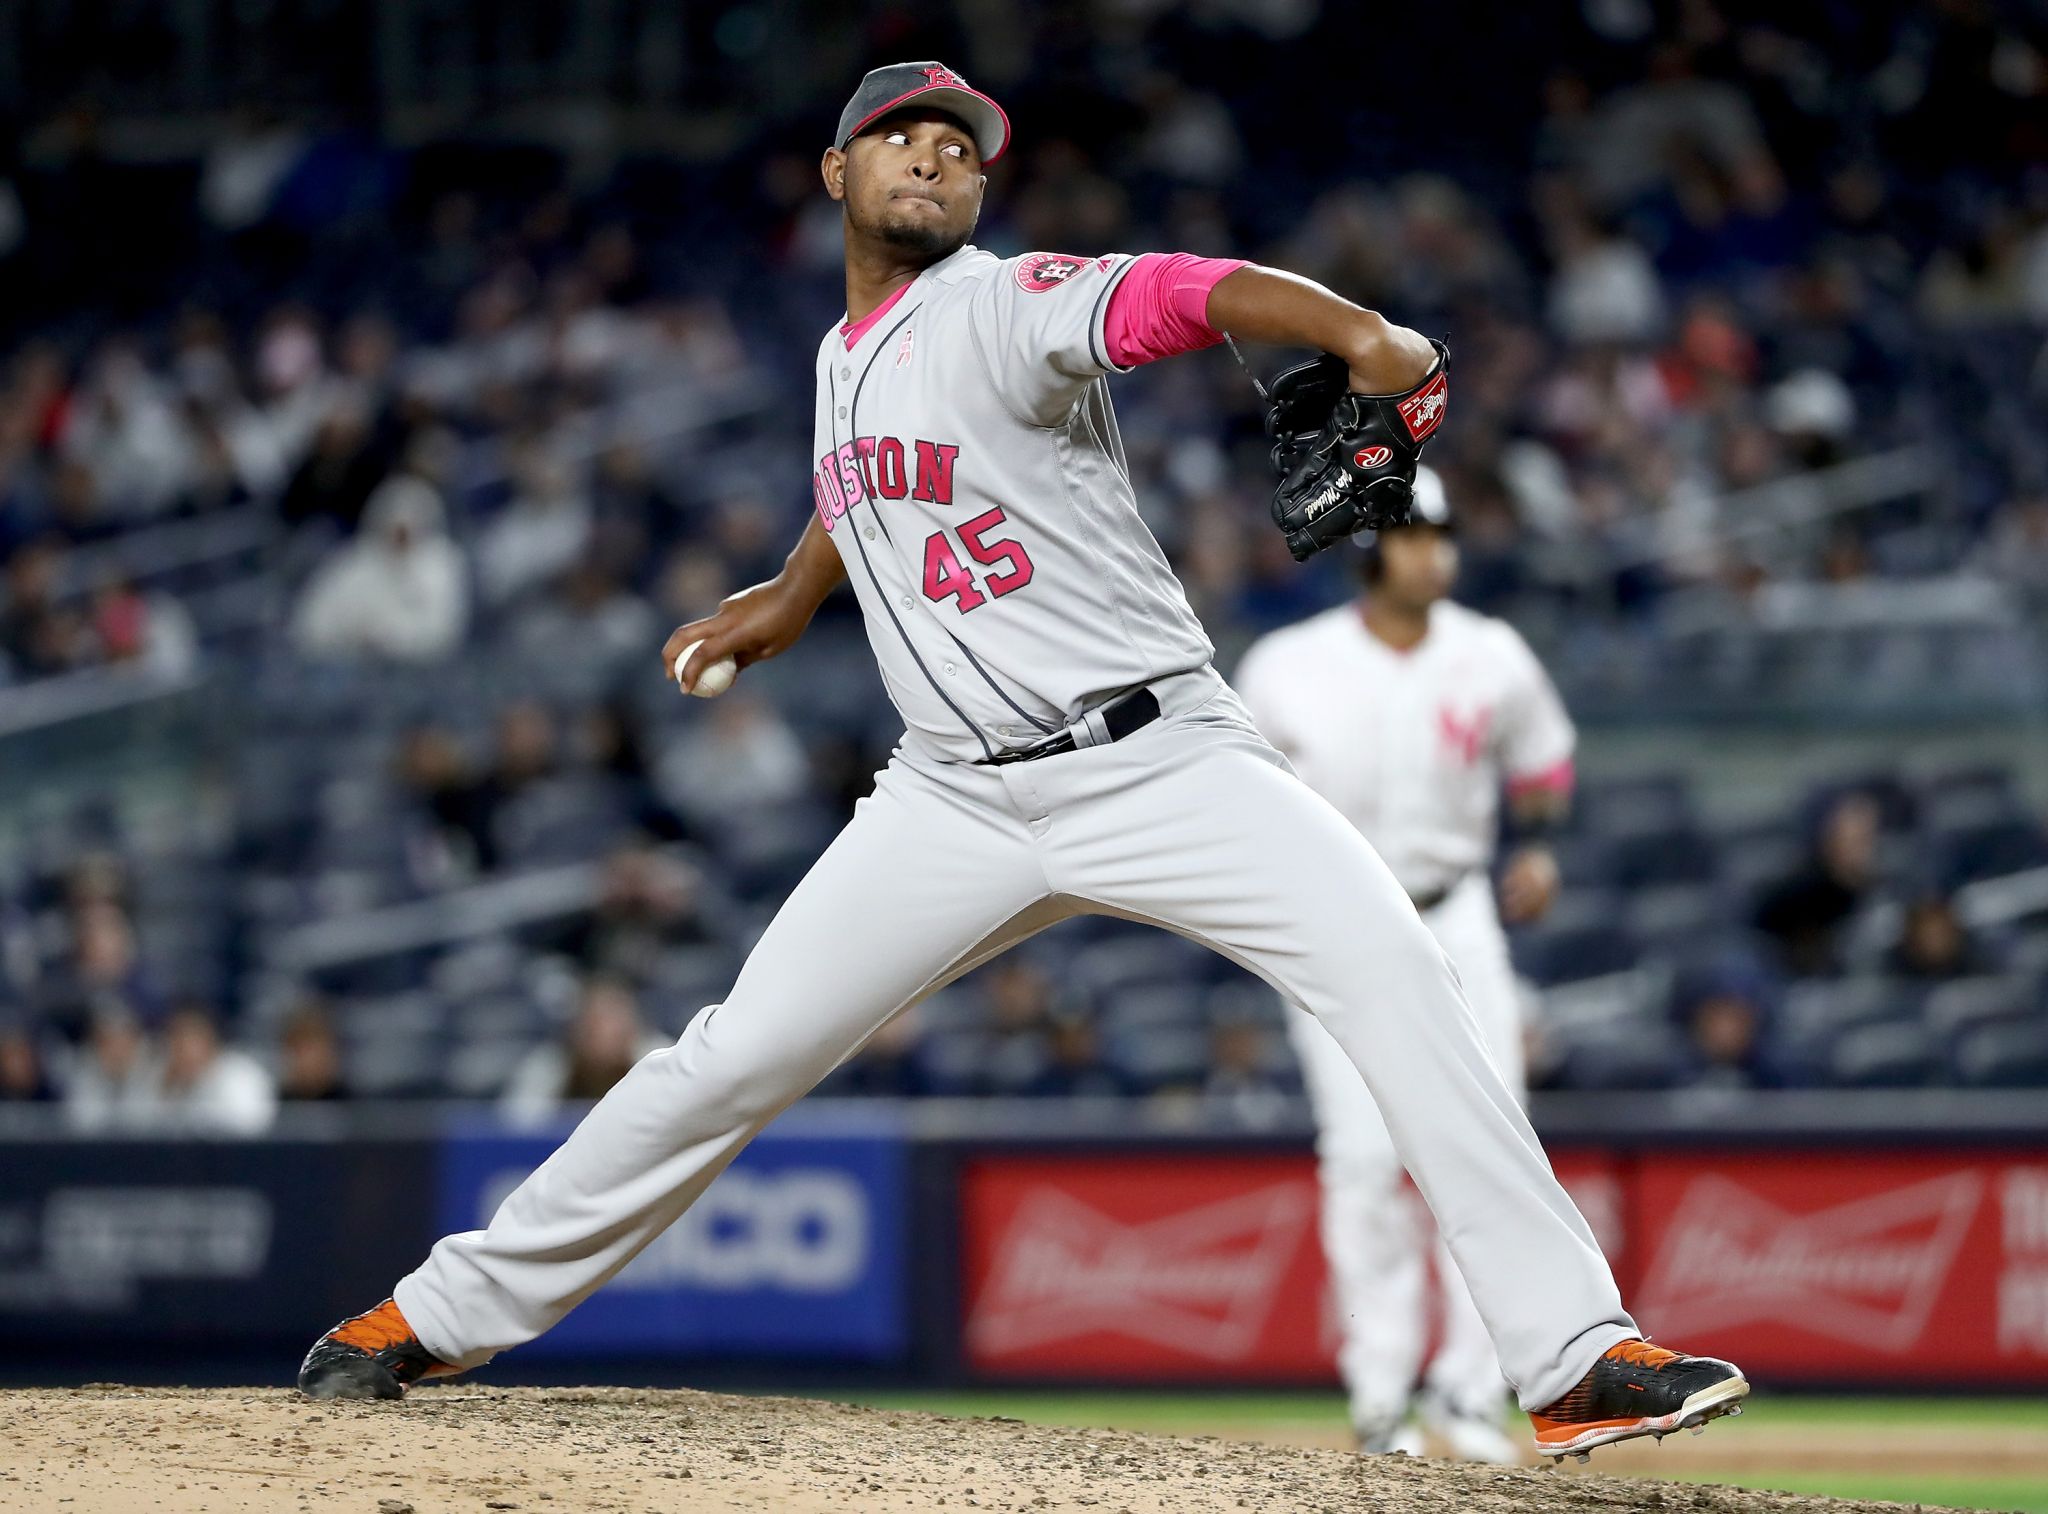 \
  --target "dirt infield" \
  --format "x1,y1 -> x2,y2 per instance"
0,1386 -> 1939,1514
1189,1410 -> 2048,1485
